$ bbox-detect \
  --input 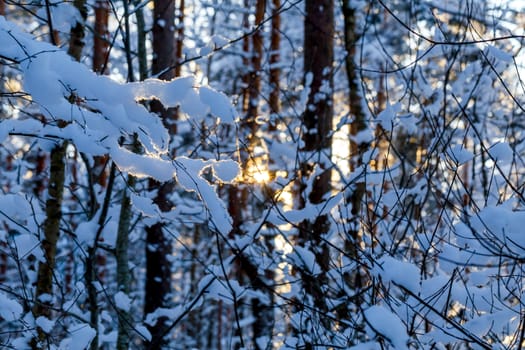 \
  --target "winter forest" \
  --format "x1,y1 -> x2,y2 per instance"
1,0 -> 525,349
